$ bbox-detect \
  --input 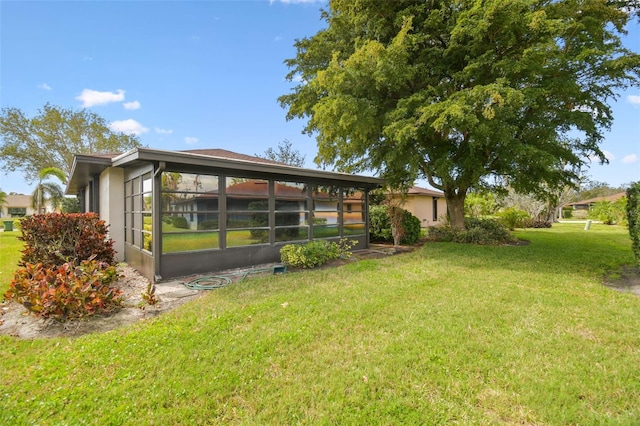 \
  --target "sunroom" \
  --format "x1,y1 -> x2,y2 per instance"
66,147 -> 383,282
